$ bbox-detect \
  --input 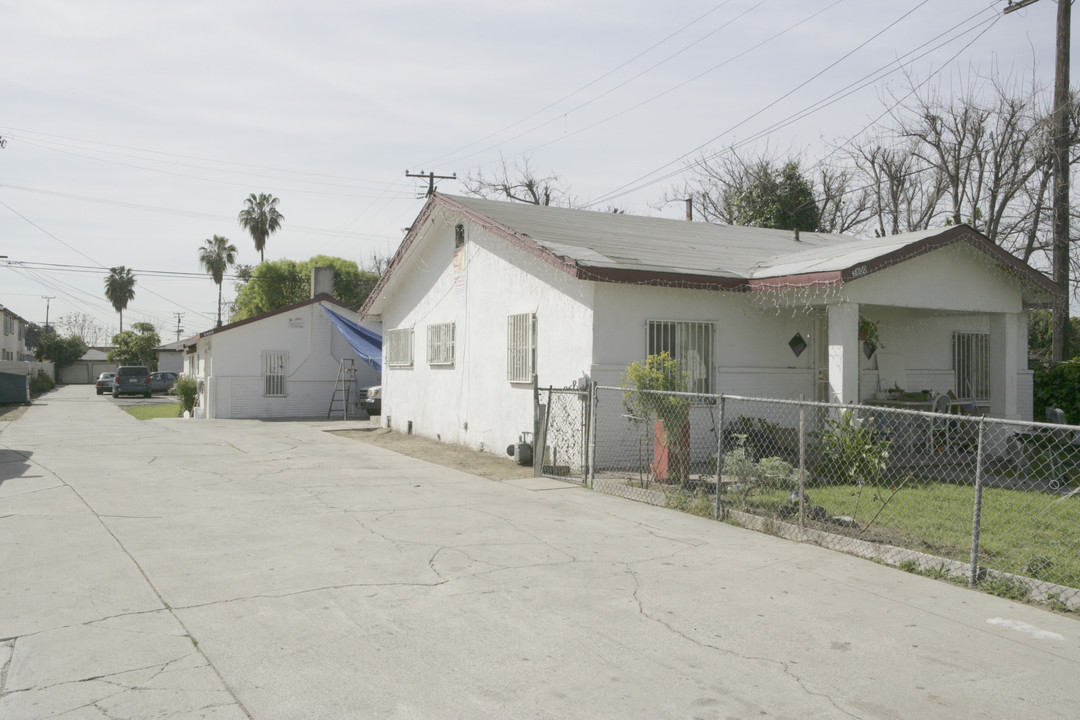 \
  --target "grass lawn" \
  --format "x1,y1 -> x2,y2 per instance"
124,404 -> 181,420
742,480 -> 1080,590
